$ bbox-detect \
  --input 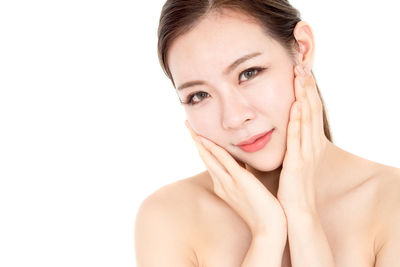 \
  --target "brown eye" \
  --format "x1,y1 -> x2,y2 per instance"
238,67 -> 266,83
184,91 -> 210,105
